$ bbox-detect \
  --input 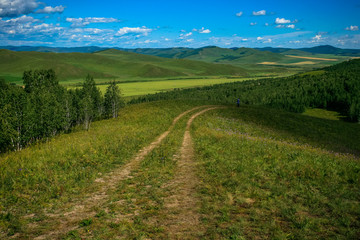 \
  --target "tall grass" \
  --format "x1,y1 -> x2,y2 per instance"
192,106 -> 360,239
